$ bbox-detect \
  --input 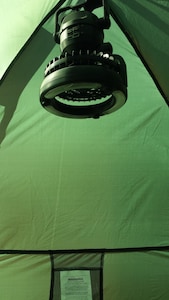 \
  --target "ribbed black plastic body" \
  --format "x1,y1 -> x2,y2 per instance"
60,11 -> 104,54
